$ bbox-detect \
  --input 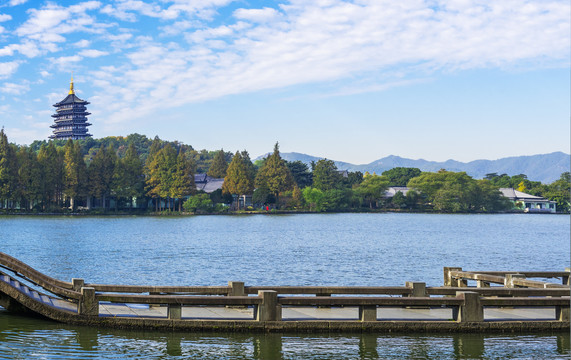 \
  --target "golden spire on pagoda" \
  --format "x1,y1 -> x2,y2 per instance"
69,73 -> 75,95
